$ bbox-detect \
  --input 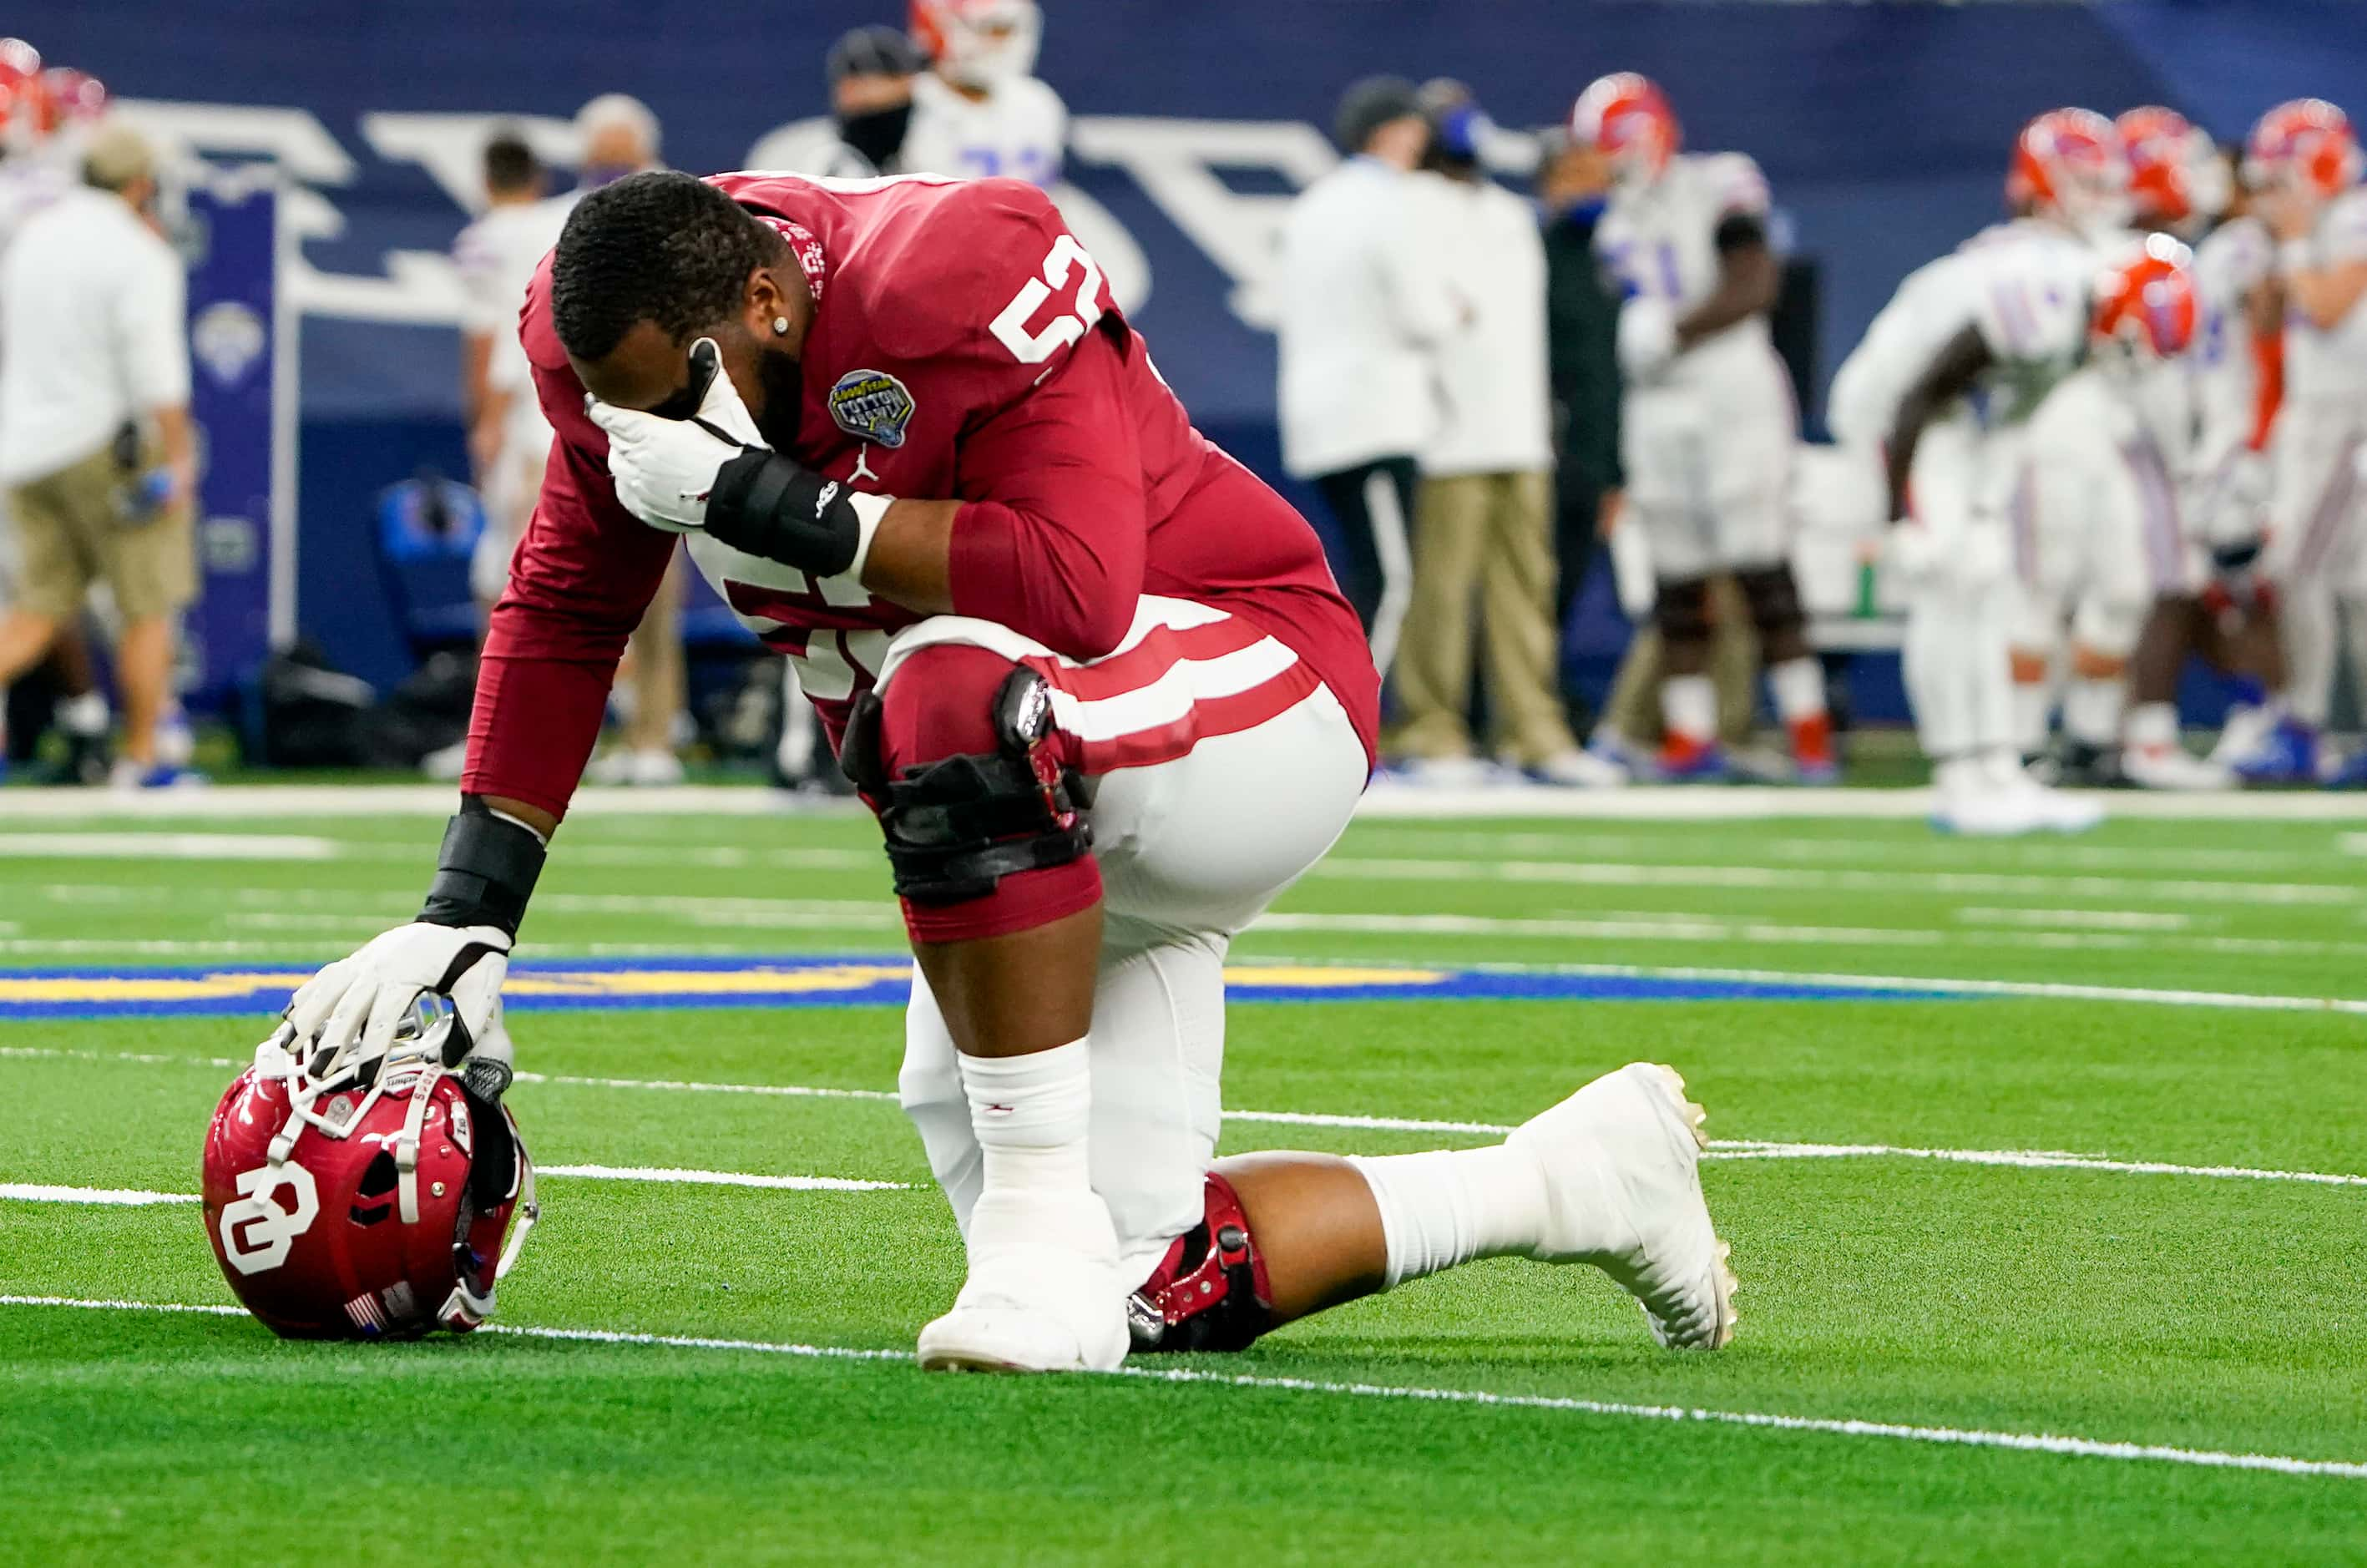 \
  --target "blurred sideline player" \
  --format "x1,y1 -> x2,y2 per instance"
271,169 -> 1735,1372
2234,99 -> 2367,785
2003,109 -> 2231,791
567,94 -> 691,787
750,26 -> 927,182
737,26 -> 932,790
1832,112 -> 2183,834
2103,109 -> 2280,787
0,43 -> 126,781
1573,73 -> 1833,784
902,0 -> 1064,187
453,132 -> 570,615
